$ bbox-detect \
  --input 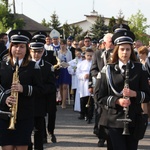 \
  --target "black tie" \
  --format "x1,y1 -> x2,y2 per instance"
122,65 -> 126,76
